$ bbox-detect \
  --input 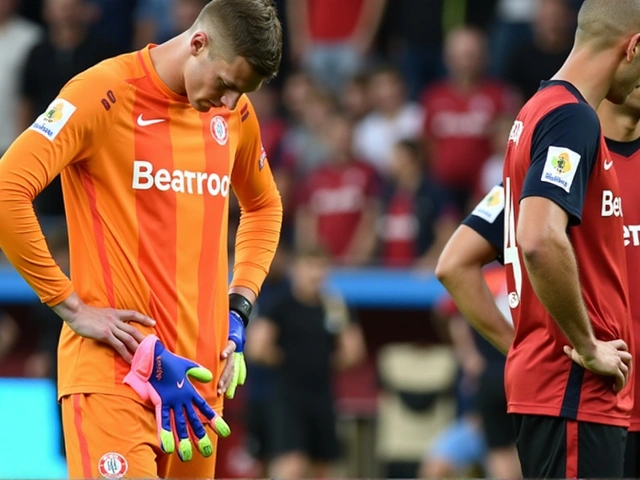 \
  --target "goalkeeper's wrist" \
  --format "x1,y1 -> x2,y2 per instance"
229,293 -> 252,328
